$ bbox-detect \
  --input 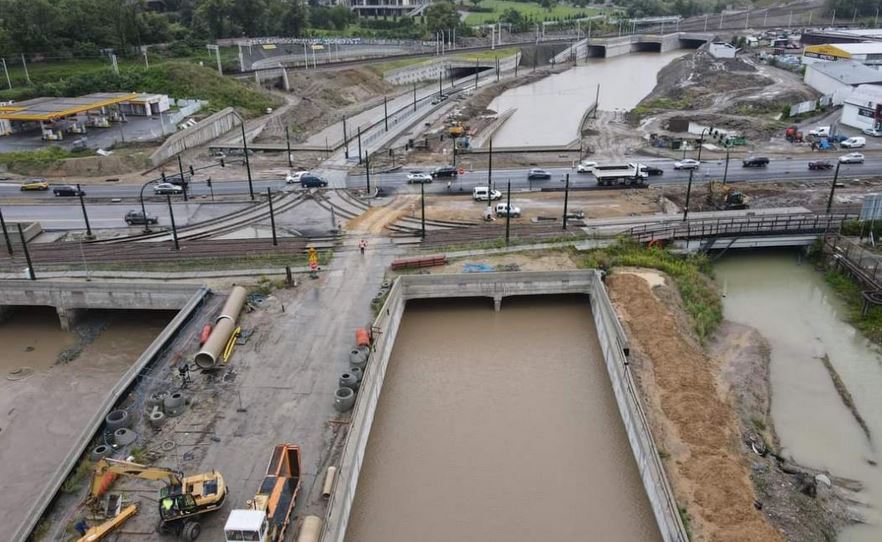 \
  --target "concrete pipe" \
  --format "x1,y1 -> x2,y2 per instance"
165,403 -> 187,418
163,391 -> 185,410
333,387 -> 355,412
149,409 -> 166,428
339,372 -> 358,390
350,366 -> 363,383
321,466 -> 337,498
349,347 -> 368,369
113,428 -> 138,446
296,516 -> 323,542
90,444 -> 113,462
105,409 -> 130,430
195,286 -> 247,369
147,390 -> 169,410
